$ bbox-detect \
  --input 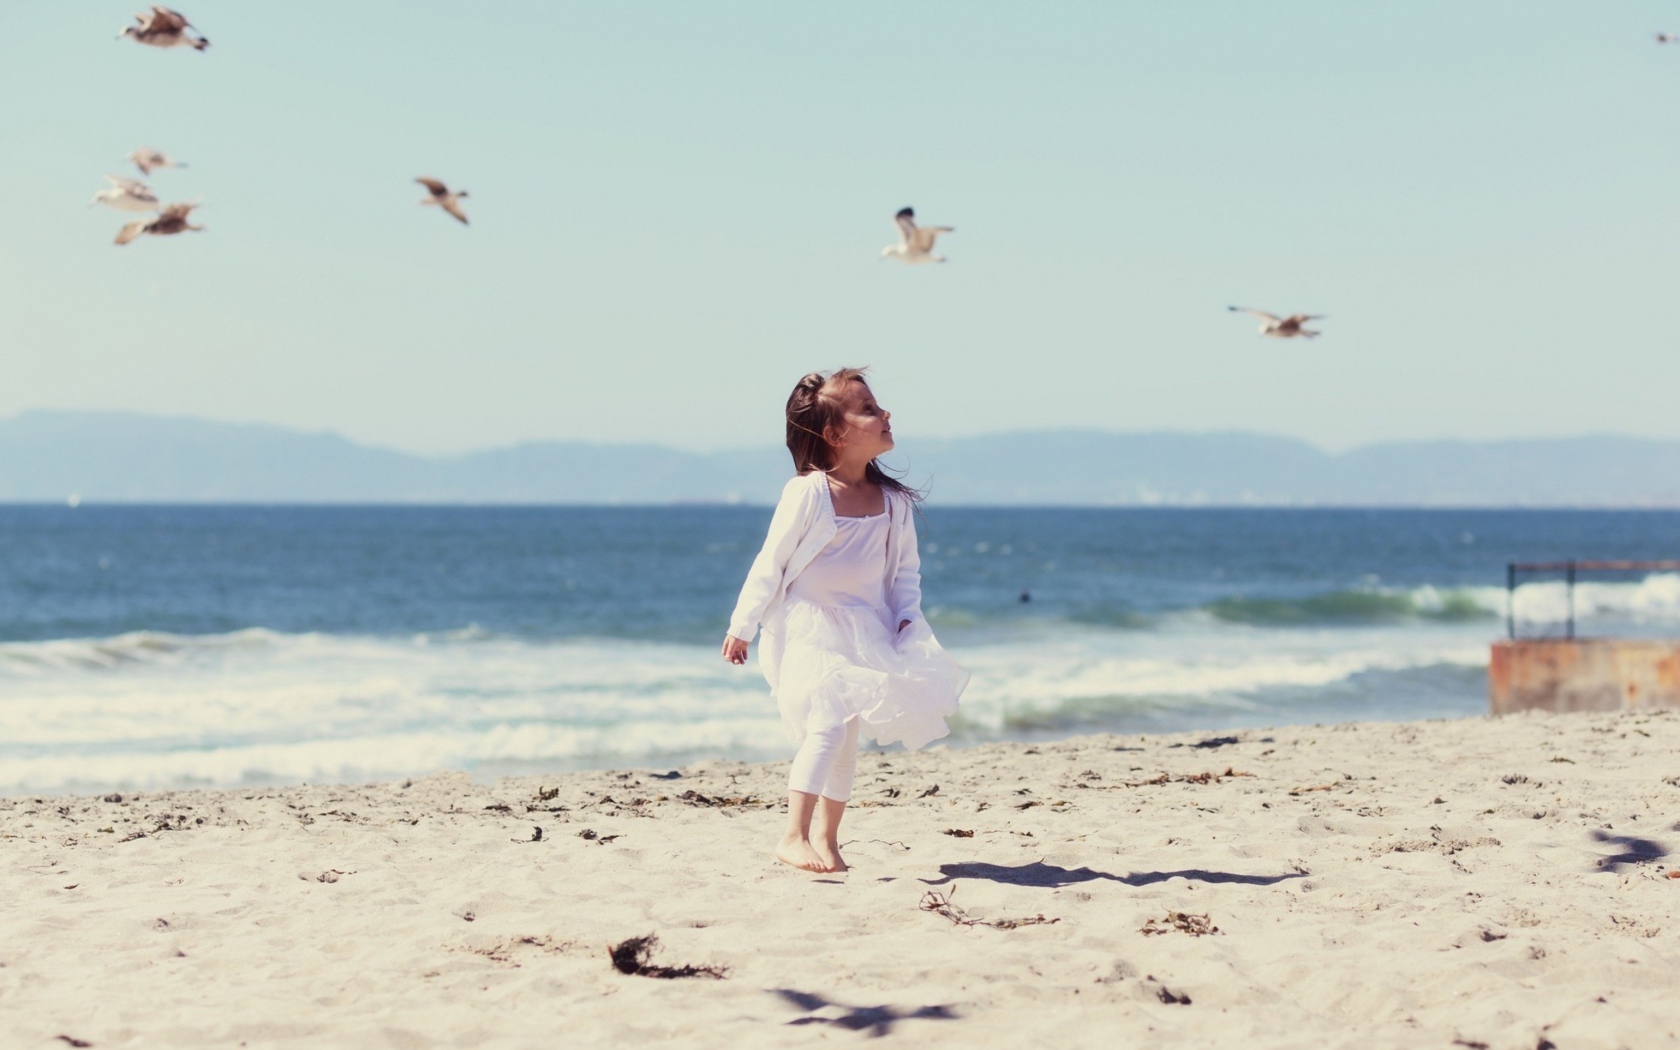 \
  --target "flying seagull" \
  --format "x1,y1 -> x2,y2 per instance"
118,7 -> 209,51
416,178 -> 469,225
90,174 -> 160,213
127,147 -> 187,176
882,206 -> 953,263
114,202 -> 204,246
1658,31 -> 1679,45
1227,306 -> 1324,339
